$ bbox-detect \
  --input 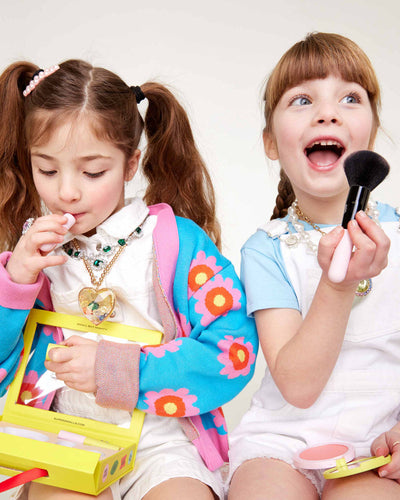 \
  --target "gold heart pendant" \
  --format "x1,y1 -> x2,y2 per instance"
78,287 -> 116,325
